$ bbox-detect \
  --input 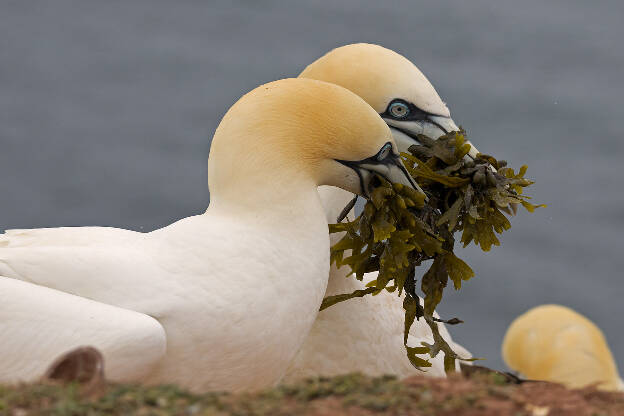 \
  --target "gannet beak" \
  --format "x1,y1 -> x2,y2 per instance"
426,115 -> 459,137
358,156 -> 424,198
337,142 -> 426,200
428,115 -> 483,161
384,114 -> 458,140
387,115 -> 480,159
